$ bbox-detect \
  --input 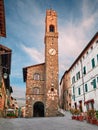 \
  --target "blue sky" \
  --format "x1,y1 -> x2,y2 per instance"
1,0 -> 98,105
